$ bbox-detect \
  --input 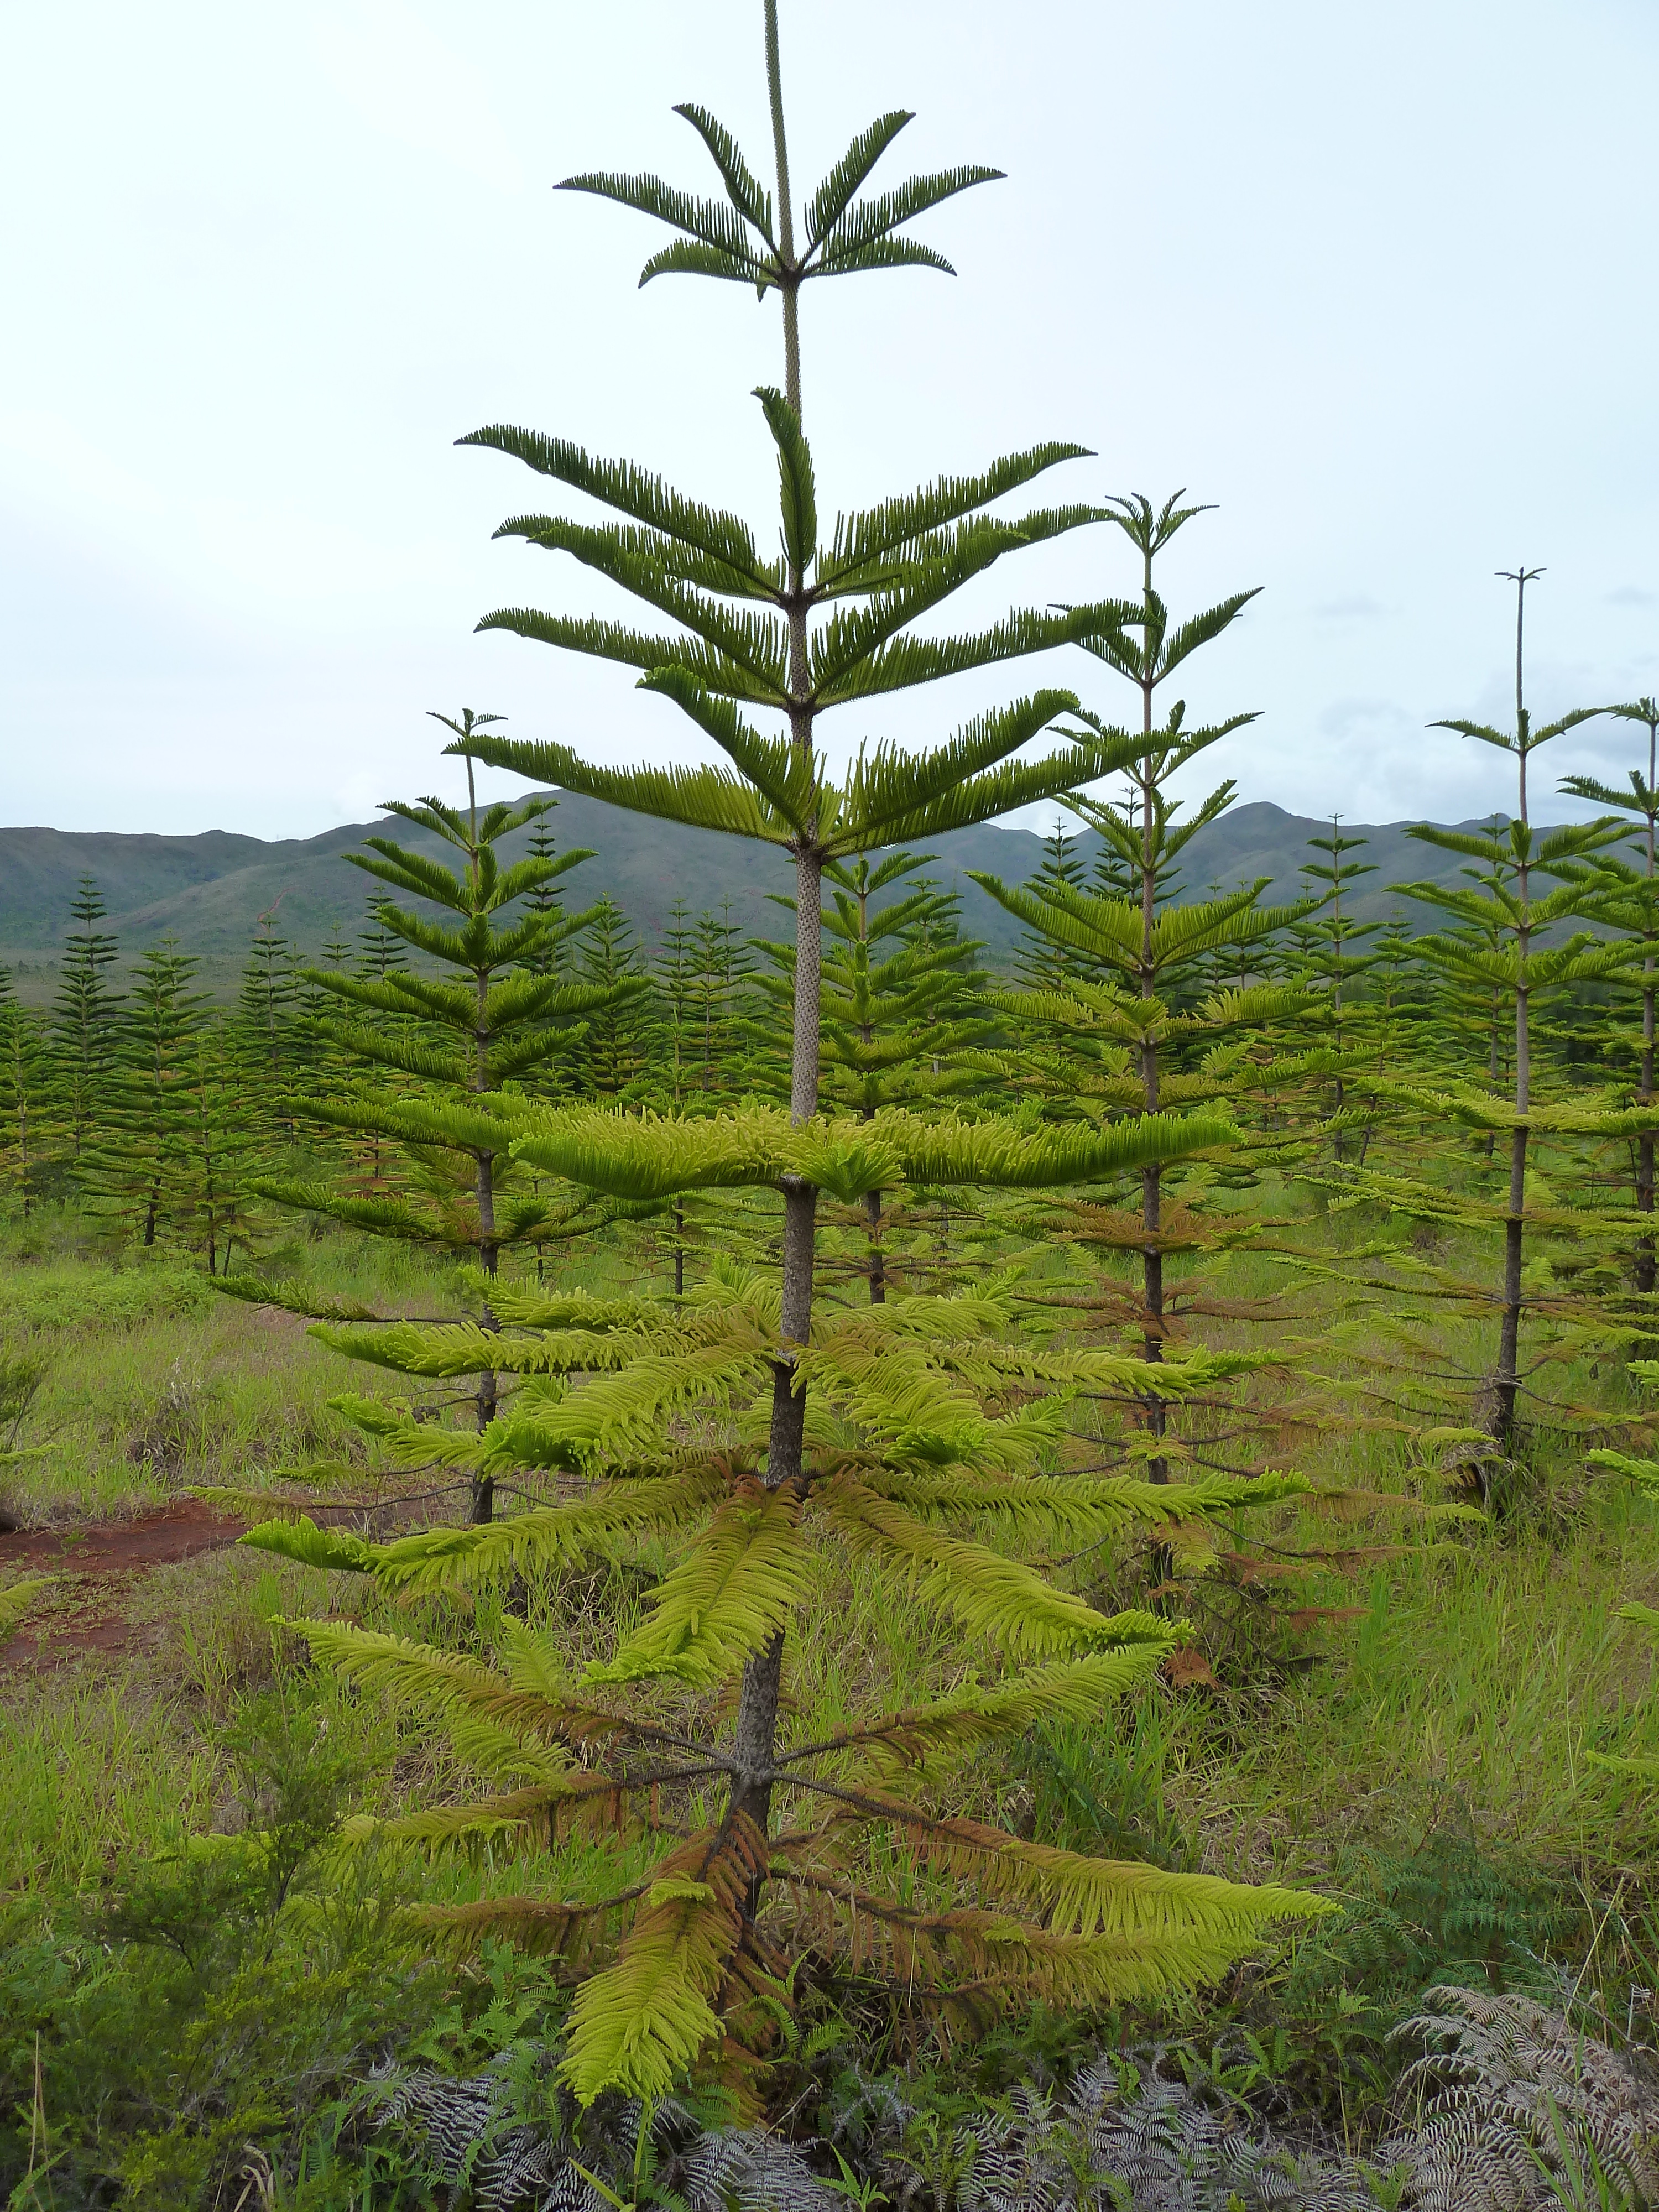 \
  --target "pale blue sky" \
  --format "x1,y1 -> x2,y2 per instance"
2,0 -> 1655,838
